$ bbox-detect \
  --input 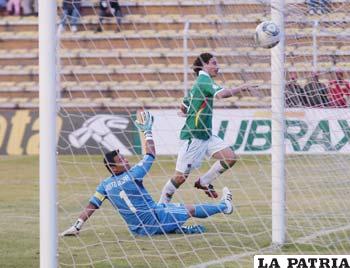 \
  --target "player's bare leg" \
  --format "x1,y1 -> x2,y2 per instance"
158,171 -> 187,204
195,147 -> 237,198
